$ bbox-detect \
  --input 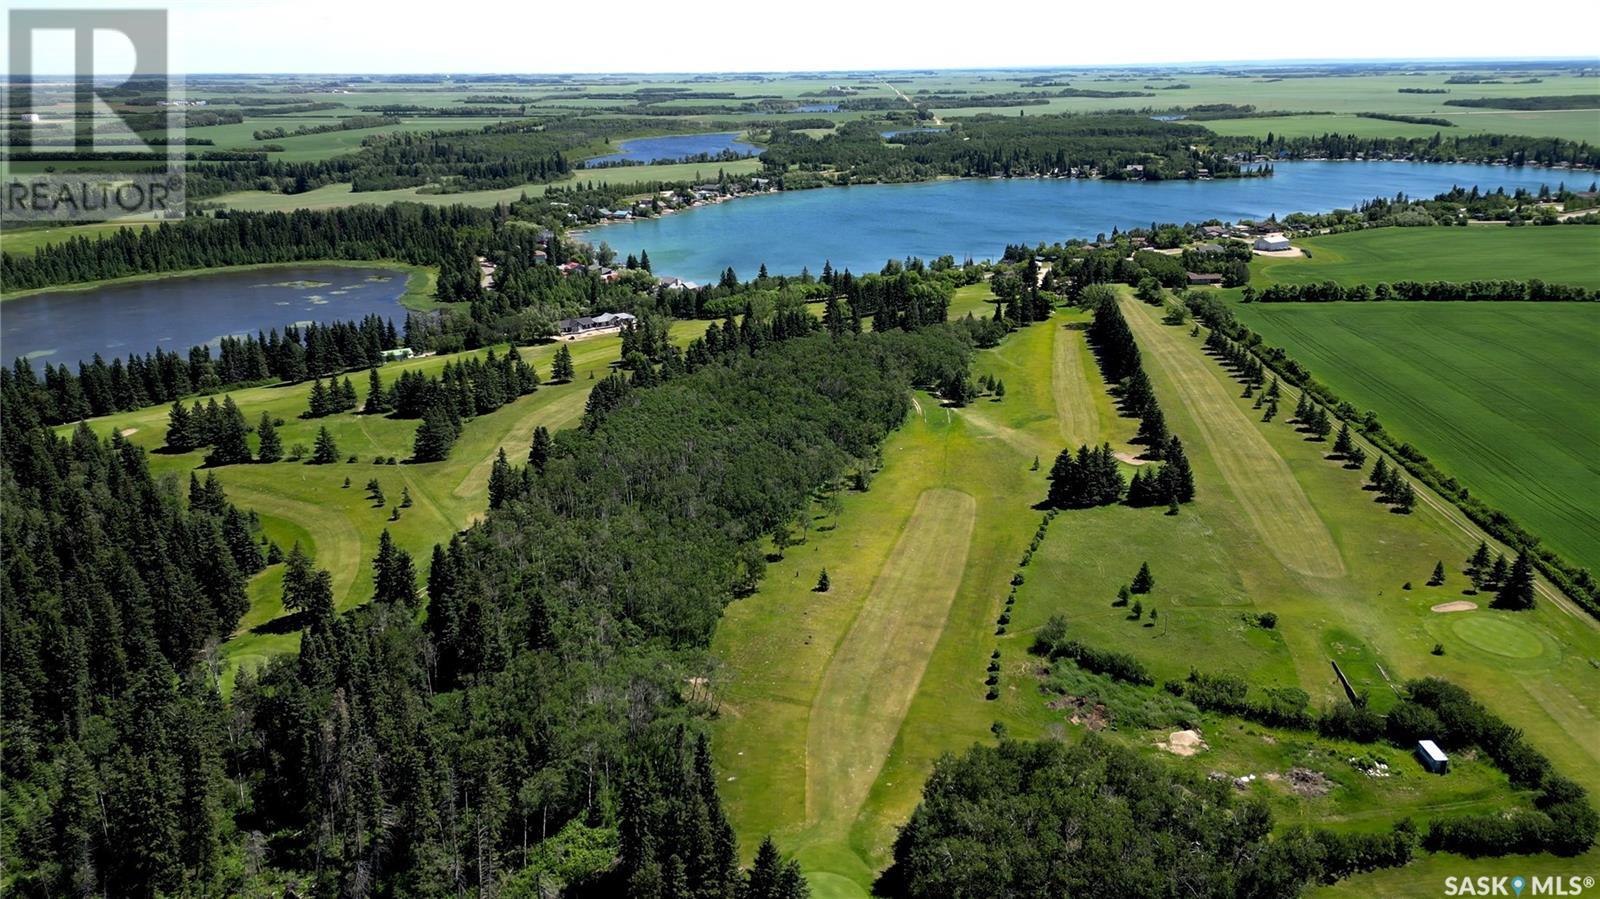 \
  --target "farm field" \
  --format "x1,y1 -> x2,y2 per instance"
62,321 -> 703,688
1233,226 -> 1600,570
206,158 -> 764,212
712,283 -> 1600,897
1233,300 -> 1600,572
1248,226 -> 1600,289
